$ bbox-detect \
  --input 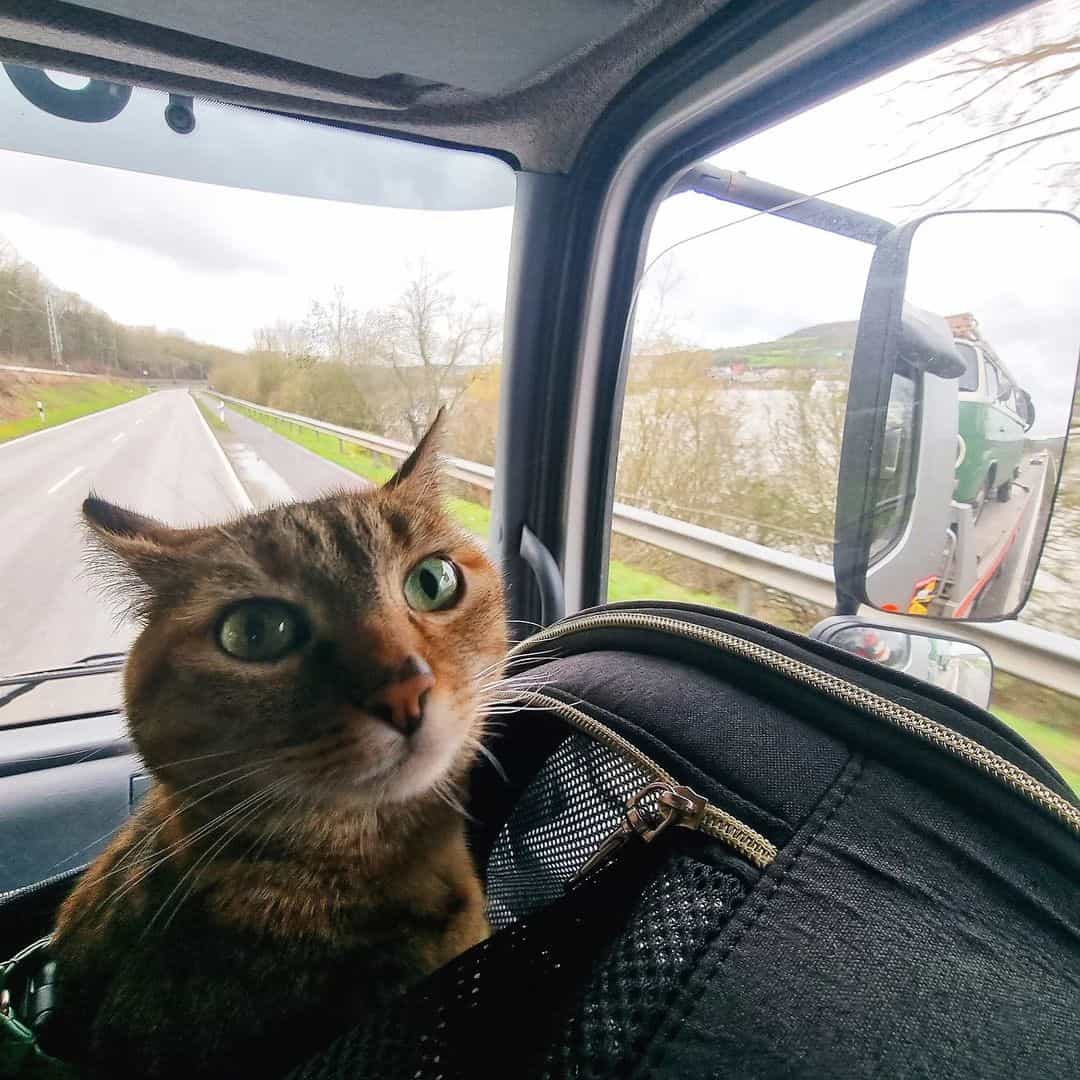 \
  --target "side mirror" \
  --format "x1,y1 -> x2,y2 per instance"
811,616 -> 994,710
1015,388 -> 1036,432
835,209 -> 1080,621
